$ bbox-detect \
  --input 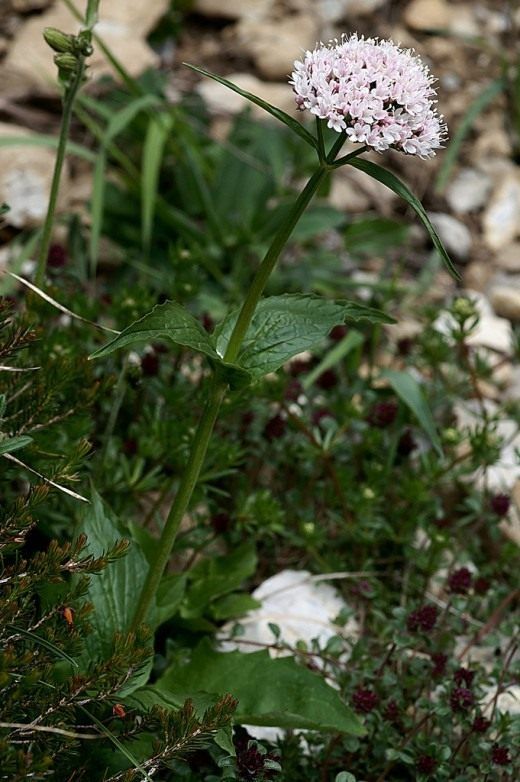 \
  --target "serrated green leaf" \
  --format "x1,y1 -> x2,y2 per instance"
347,158 -> 460,280
156,639 -> 365,735
382,369 -> 442,457
215,294 -> 393,379
185,64 -> 318,151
